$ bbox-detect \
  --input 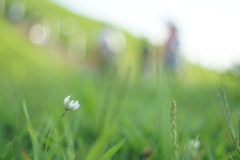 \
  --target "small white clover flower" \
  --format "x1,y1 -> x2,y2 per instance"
67,100 -> 80,111
191,140 -> 201,149
64,95 -> 80,111
64,95 -> 71,106
46,95 -> 80,151
185,139 -> 201,149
